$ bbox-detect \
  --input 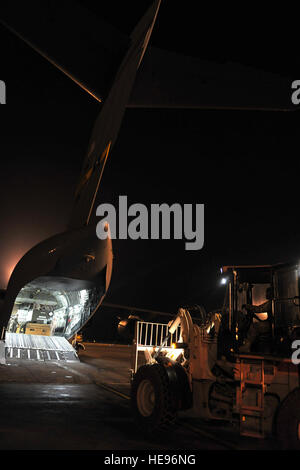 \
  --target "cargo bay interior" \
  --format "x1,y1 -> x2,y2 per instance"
6,277 -> 103,340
